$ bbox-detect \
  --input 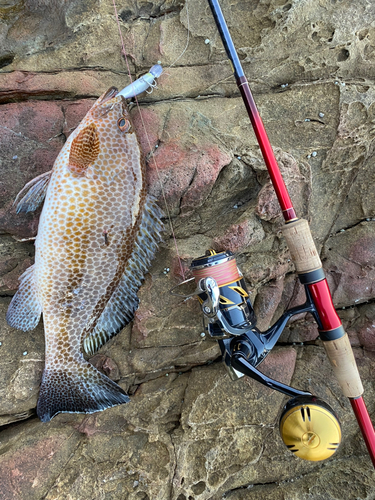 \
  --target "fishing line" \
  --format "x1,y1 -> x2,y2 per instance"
166,0 -> 190,70
111,0 -> 188,279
